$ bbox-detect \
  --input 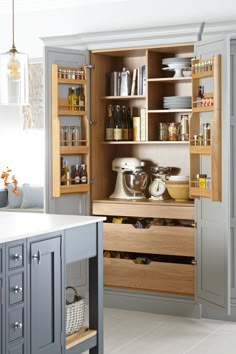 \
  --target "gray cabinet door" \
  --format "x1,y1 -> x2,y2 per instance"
30,236 -> 62,354
195,36 -> 231,313
44,46 -> 90,216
